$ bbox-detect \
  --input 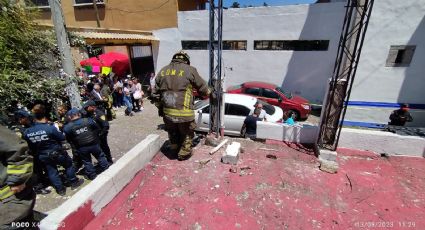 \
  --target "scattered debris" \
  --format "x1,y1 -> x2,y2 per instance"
209,139 -> 229,155
222,142 -> 241,165
345,173 -> 353,191
259,147 -> 278,151
205,134 -> 220,147
229,166 -> 238,173
126,208 -> 134,219
380,152 -> 389,158
129,191 -> 138,200
240,166 -> 251,170
193,222 -> 202,230
319,159 -> 339,174
266,154 -> 277,159
199,158 -> 212,166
